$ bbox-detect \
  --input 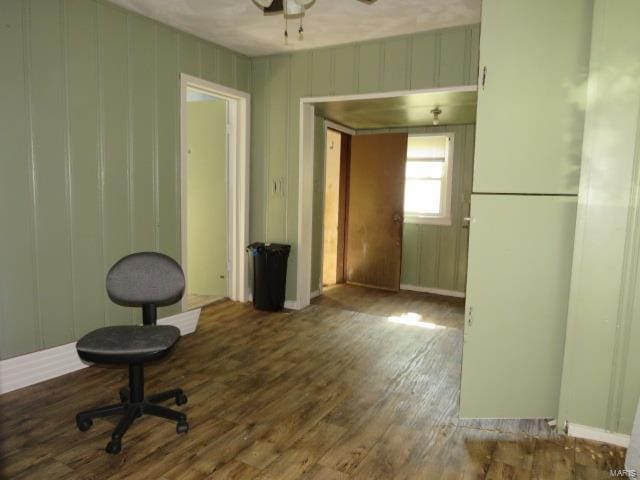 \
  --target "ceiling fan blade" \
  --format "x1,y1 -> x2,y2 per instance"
264,0 -> 283,13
